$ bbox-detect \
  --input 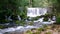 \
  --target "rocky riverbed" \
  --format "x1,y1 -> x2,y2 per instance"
0,21 -> 56,34
3,24 -> 60,34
